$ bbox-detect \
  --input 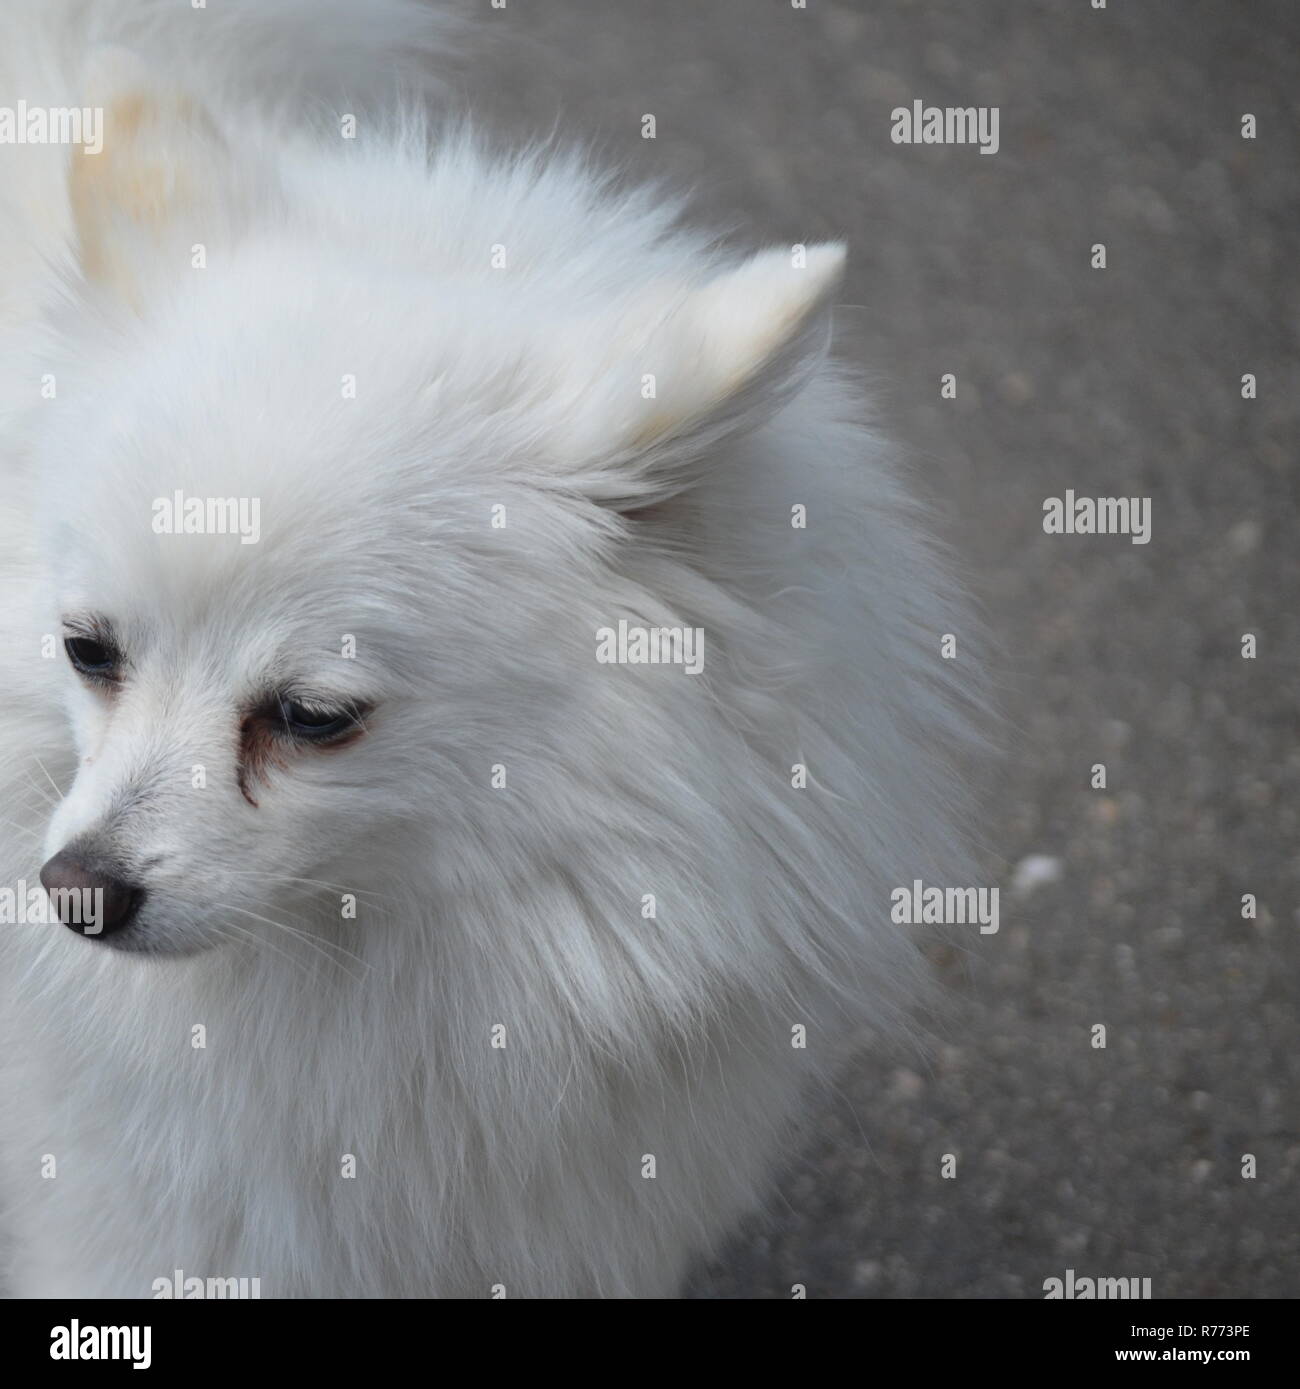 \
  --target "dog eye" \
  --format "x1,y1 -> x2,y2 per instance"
277,698 -> 359,741
65,636 -> 119,681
